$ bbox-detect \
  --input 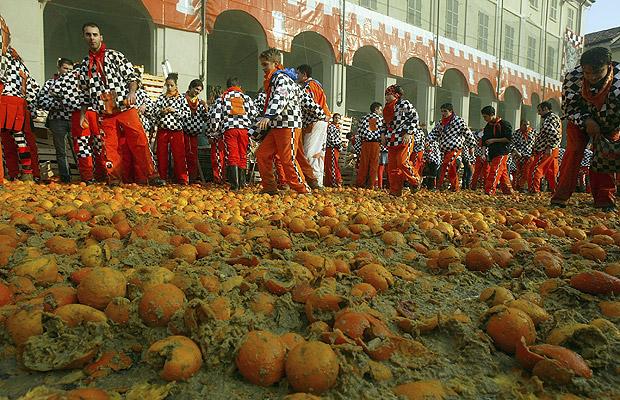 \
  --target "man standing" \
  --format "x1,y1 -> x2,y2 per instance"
0,15 -> 41,181
355,102 -> 383,188
429,103 -> 471,191
208,77 -> 257,190
510,120 -> 536,192
78,22 -> 160,185
551,47 -> 619,210
297,64 -> 330,188
529,101 -> 562,194
38,58 -> 74,183
183,79 -> 206,184
481,106 -> 513,196
324,113 -> 343,187
470,131 -> 489,190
